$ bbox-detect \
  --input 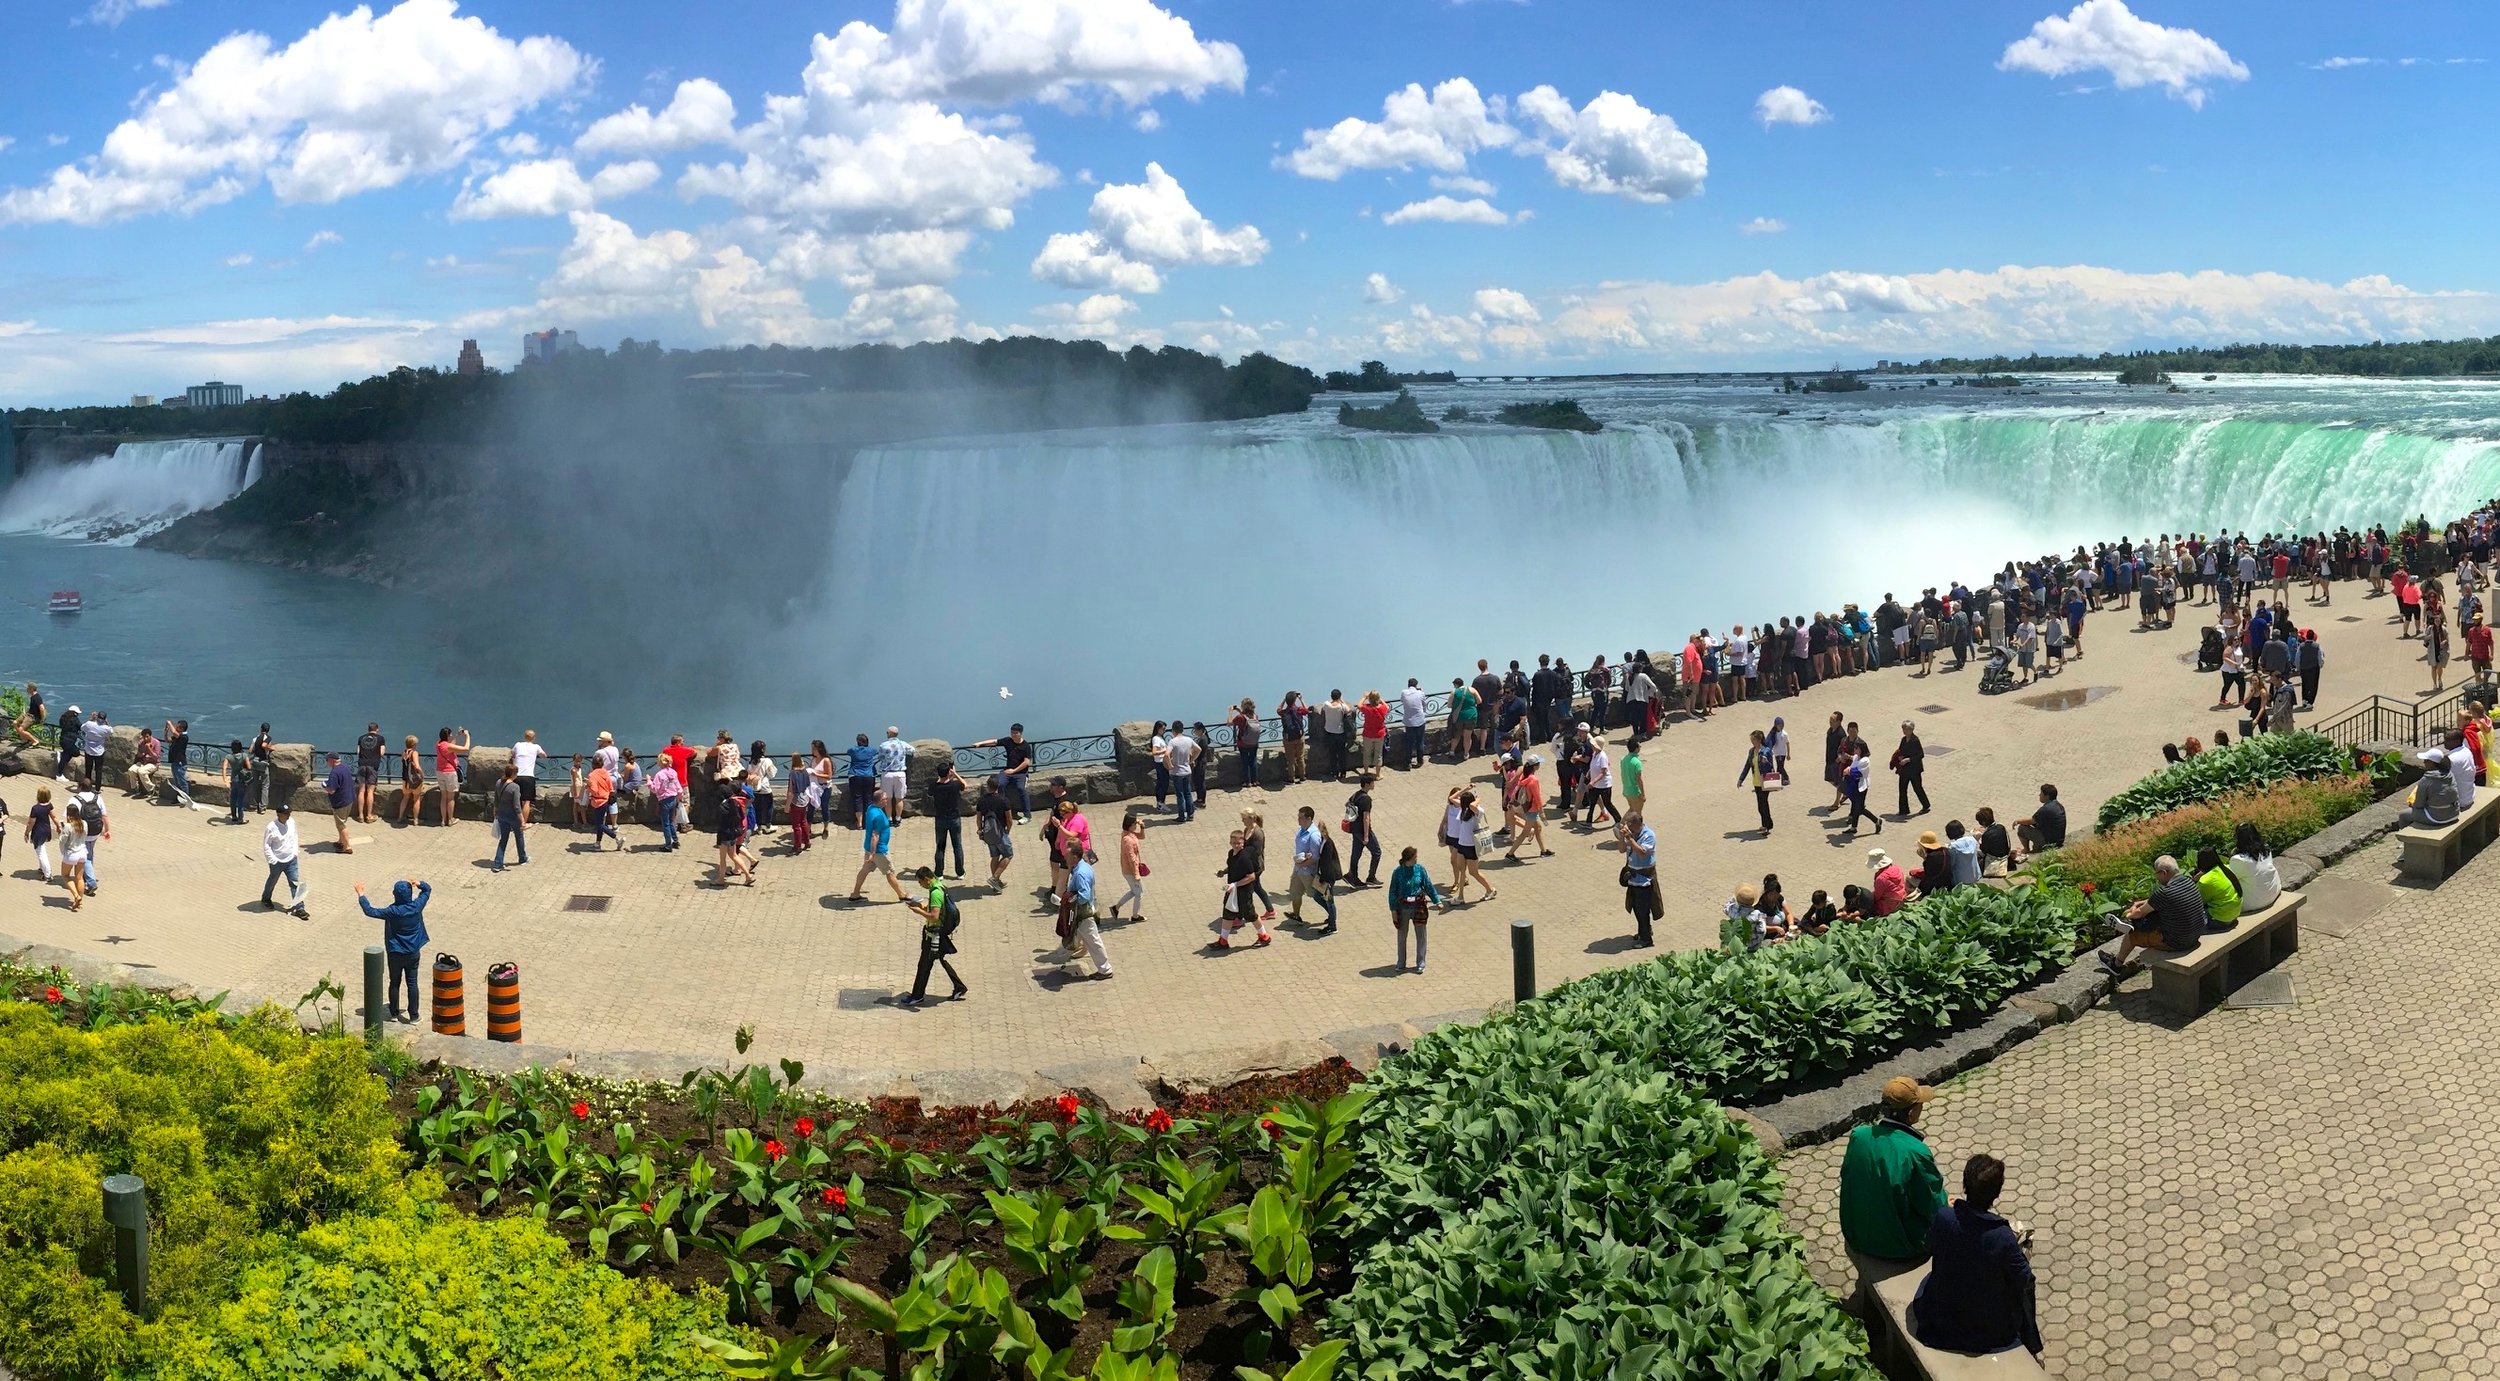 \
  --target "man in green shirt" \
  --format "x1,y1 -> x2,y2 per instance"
899,867 -> 967,1007
1839,1076 -> 1948,1311
1620,740 -> 1645,817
